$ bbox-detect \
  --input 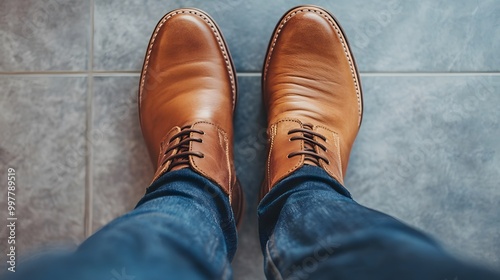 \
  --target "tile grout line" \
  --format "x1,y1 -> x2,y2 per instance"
359,72 -> 500,77
84,0 -> 95,238
1,71 -> 500,77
